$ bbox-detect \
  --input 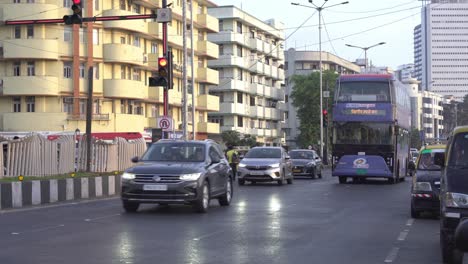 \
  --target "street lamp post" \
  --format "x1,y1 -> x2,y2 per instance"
345,42 -> 386,72
291,0 -> 349,159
